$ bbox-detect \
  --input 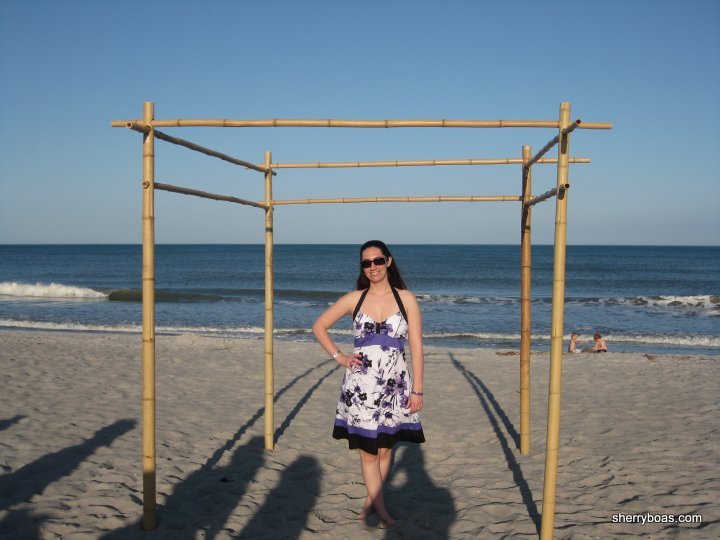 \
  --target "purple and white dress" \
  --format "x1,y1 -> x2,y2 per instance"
332,289 -> 425,454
